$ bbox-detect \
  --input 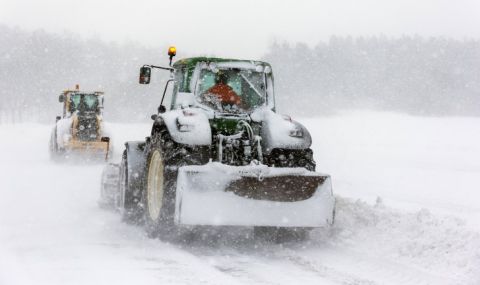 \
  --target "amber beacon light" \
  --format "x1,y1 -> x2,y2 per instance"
168,46 -> 176,66
168,46 -> 177,57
